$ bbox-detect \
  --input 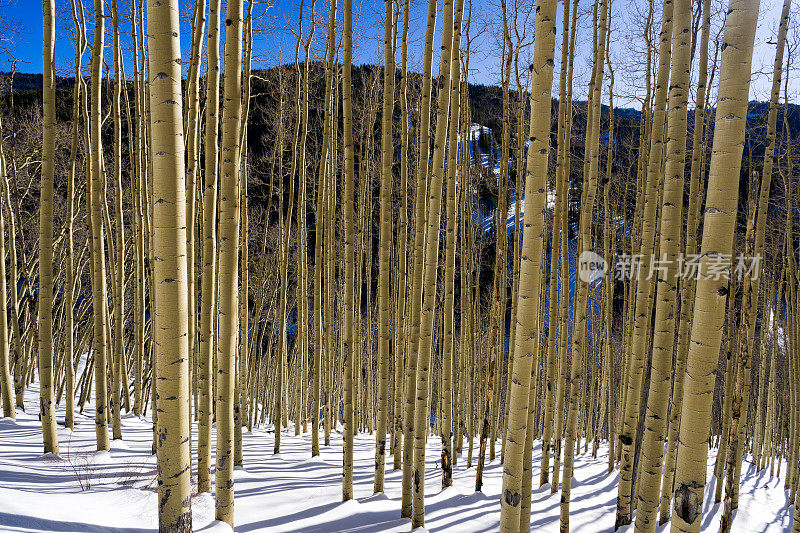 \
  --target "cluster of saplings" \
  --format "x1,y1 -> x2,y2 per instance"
1,0 -> 798,532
